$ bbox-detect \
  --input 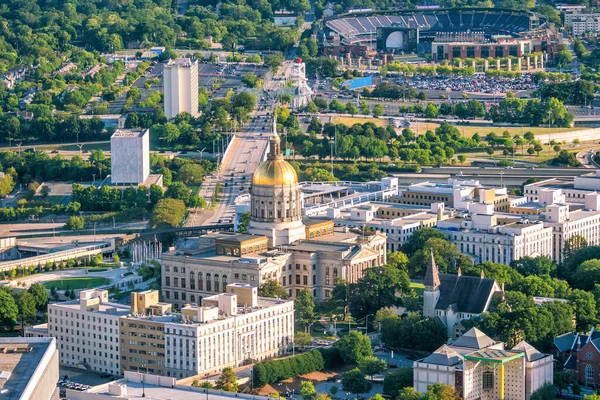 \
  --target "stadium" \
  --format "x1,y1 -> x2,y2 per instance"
324,9 -> 559,60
